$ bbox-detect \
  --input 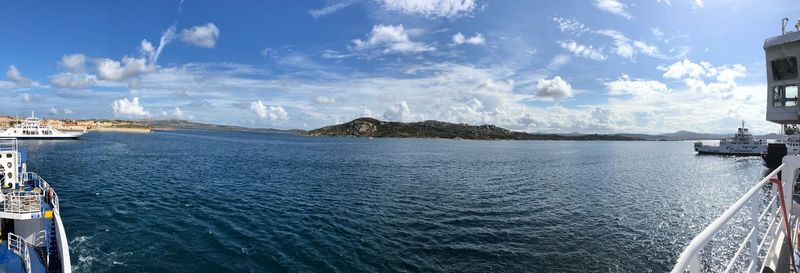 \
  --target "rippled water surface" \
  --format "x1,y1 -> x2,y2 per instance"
18,130 -> 769,272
